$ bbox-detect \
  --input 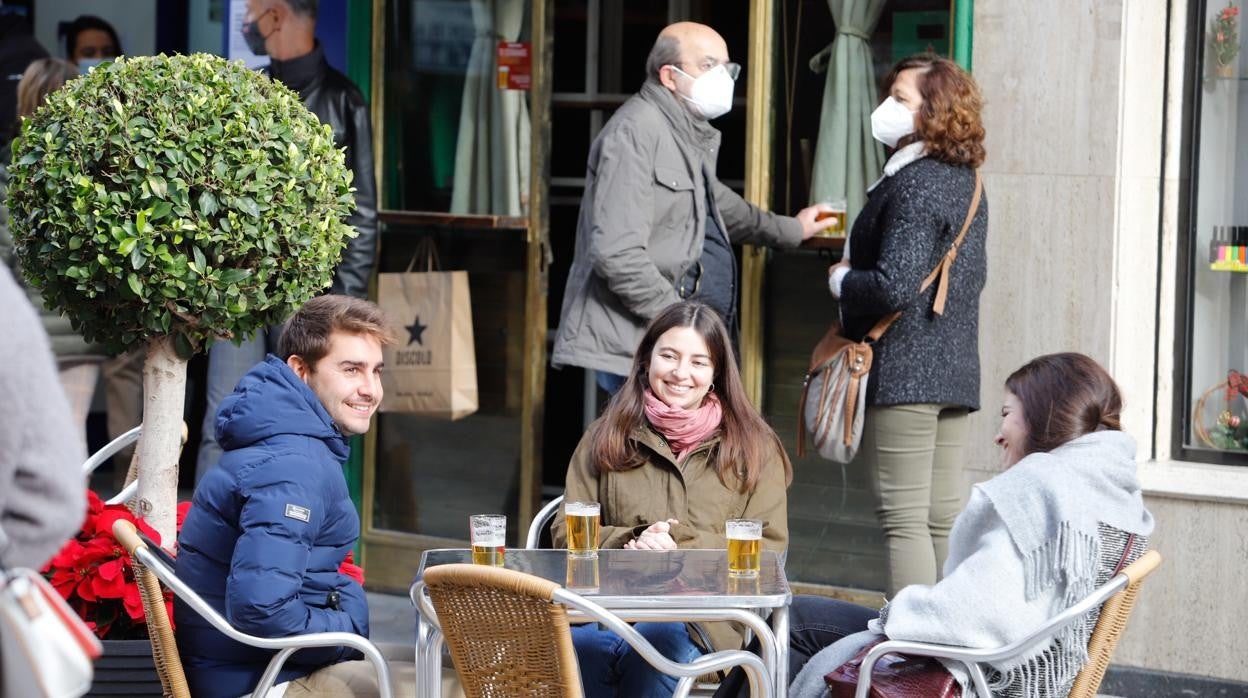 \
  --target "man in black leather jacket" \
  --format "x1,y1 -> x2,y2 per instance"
196,0 -> 379,482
